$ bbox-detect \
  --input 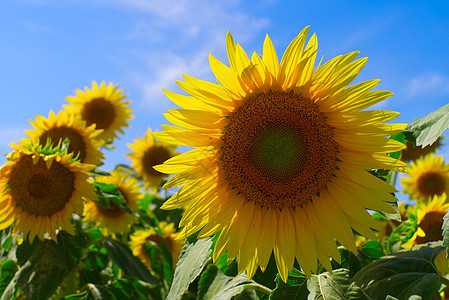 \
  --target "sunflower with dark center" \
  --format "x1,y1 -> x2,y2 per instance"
402,194 -> 449,248
83,169 -> 142,235
26,110 -> 104,165
127,128 -> 178,193
0,138 -> 95,242
401,154 -> 449,203
129,222 -> 184,275
65,81 -> 133,142
153,27 -> 407,281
